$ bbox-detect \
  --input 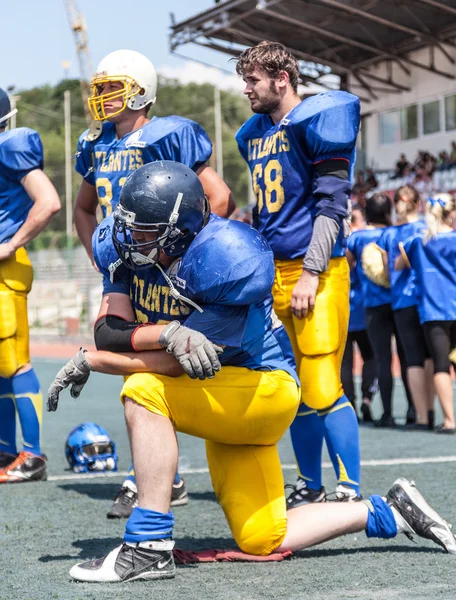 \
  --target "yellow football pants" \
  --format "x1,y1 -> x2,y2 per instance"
121,367 -> 300,555
0,248 -> 33,378
273,257 -> 350,410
